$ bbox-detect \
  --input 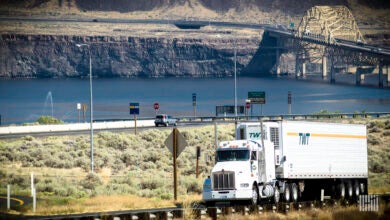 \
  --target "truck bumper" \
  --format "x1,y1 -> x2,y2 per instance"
203,189 -> 252,202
